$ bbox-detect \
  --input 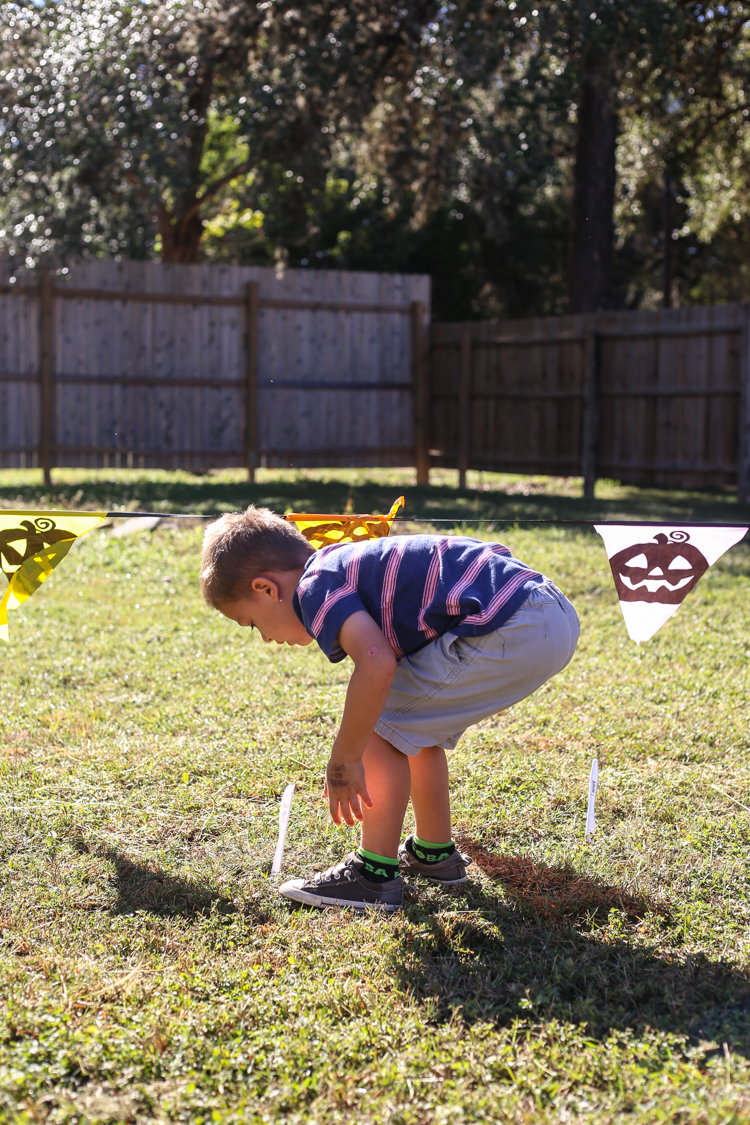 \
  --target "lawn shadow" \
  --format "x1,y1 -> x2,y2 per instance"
72,837 -> 266,921
4,472 -> 750,528
396,840 -> 750,1056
